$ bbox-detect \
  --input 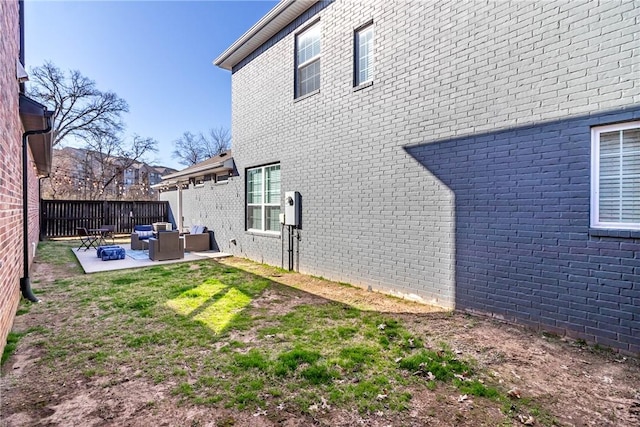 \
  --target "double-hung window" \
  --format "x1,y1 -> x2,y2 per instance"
354,23 -> 374,86
247,164 -> 281,233
295,23 -> 321,98
591,121 -> 640,230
